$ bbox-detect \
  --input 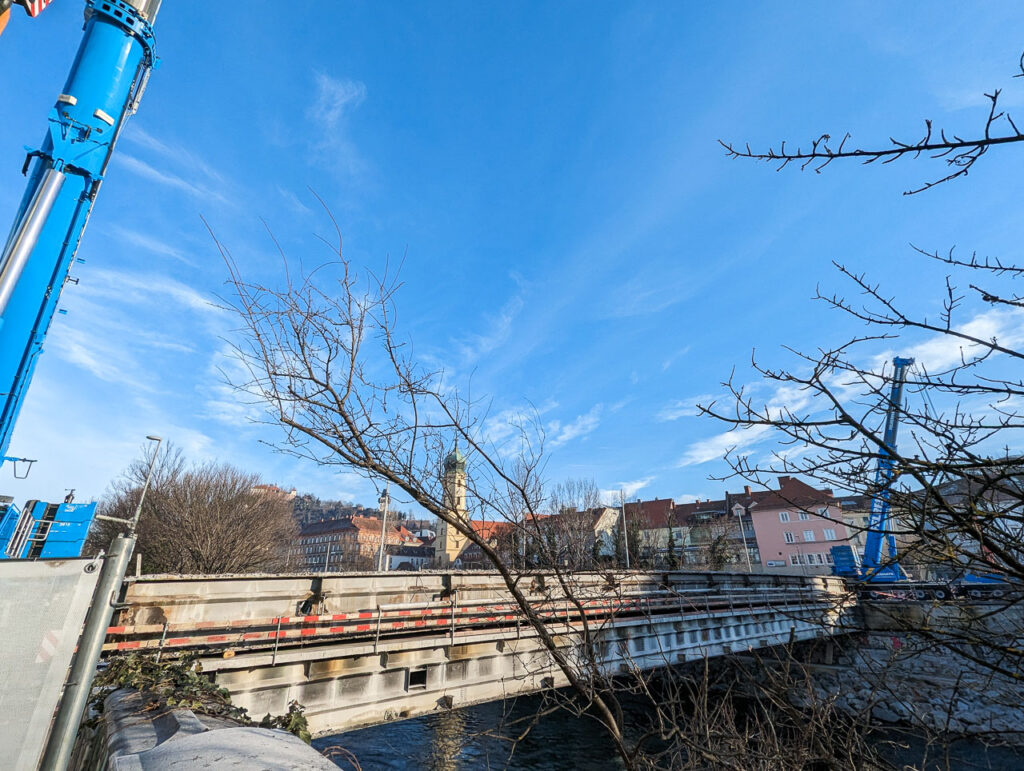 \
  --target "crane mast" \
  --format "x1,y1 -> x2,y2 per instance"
831,356 -> 914,581
0,0 -> 160,558
859,356 -> 913,581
